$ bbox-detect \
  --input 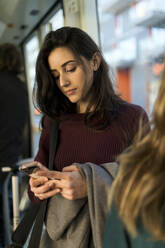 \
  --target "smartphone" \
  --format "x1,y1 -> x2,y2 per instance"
19,162 -> 46,178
